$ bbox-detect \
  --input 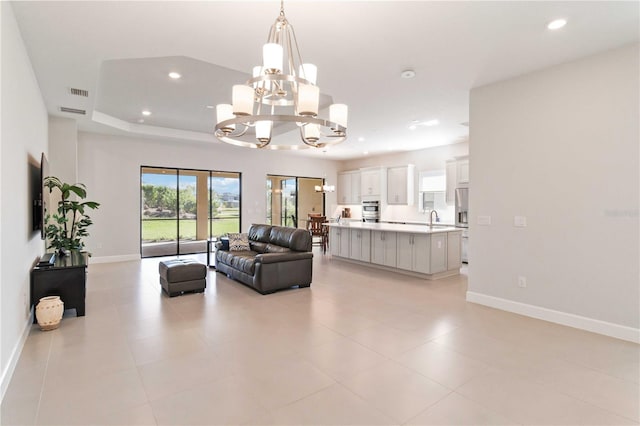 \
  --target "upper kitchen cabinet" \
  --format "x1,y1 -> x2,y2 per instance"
445,161 -> 457,205
387,165 -> 415,205
360,167 -> 384,198
457,159 -> 469,185
445,157 -> 469,205
337,170 -> 361,204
